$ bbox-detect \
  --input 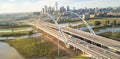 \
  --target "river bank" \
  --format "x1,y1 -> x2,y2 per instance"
0,41 -> 25,59
4,37 -> 68,59
0,21 -> 88,59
